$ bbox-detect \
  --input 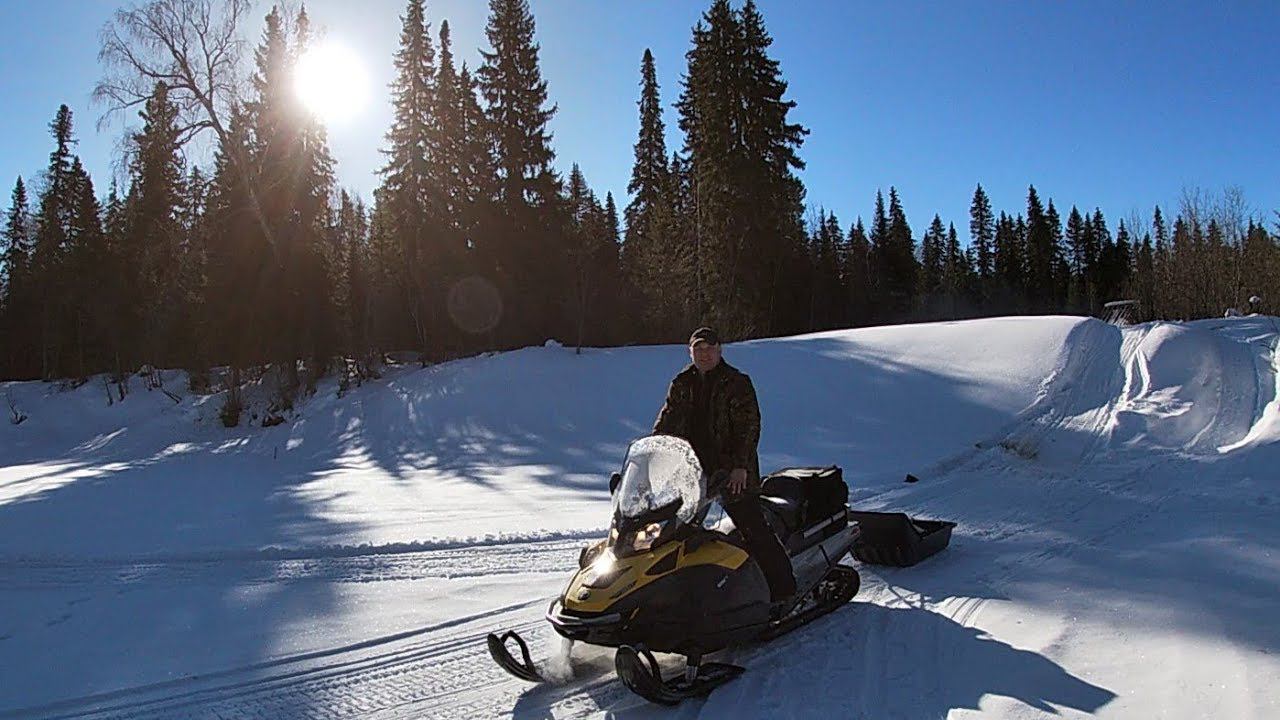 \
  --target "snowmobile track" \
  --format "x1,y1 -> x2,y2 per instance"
2,538 -> 586,591
8,605 -> 558,720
